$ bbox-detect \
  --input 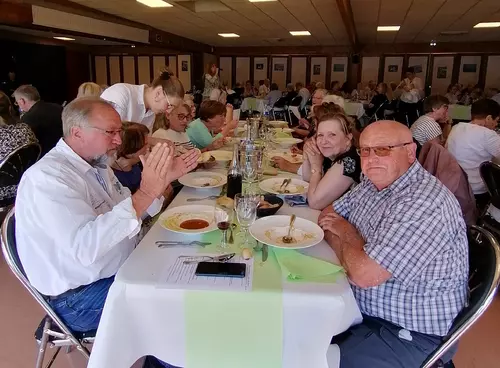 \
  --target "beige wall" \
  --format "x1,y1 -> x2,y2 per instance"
153,56 -> 166,78
254,57 -> 268,85
137,56 -> 150,85
331,56 -> 348,84
361,57 -> 380,83
432,56 -> 454,94
485,55 -> 500,89
109,56 -> 120,85
219,56 -> 233,88
459,55 -> 481,87
383,56 -> 403,84
95,56 -> 107,86
272,57 -> 287,90
311,57 -> 326,86
236,57 -> 250,85
177,55 -> 191,90
291,57 -> 307,86
168,56 -> 177,77
122,56 -> 135,84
